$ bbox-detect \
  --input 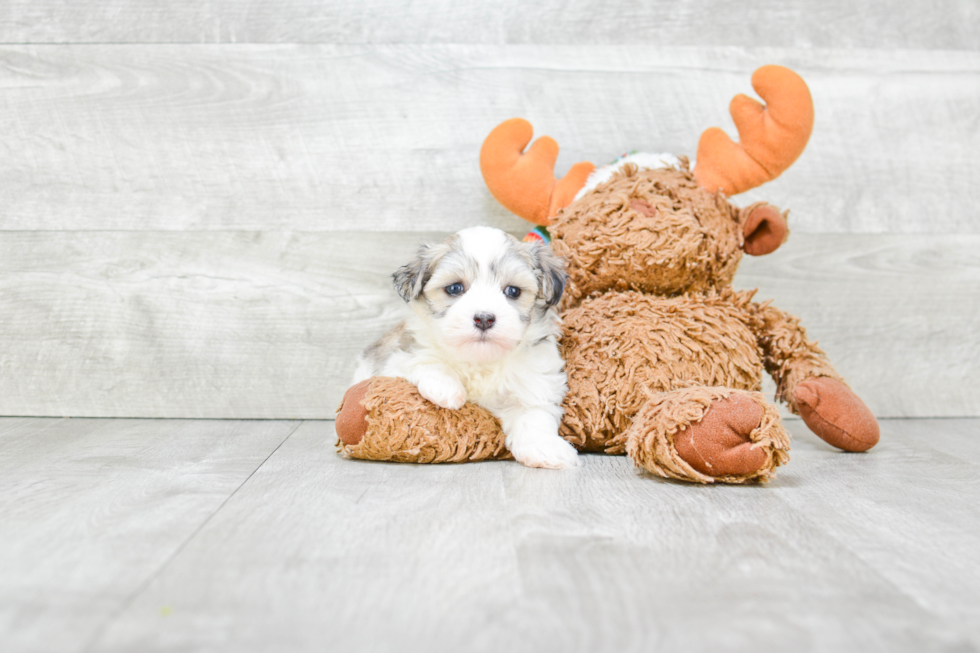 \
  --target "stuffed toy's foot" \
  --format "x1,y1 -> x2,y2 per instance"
336,379 -> 372,446
793,377 -> 880,452
623,387 -> 791,484
335,376 -> 511,463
